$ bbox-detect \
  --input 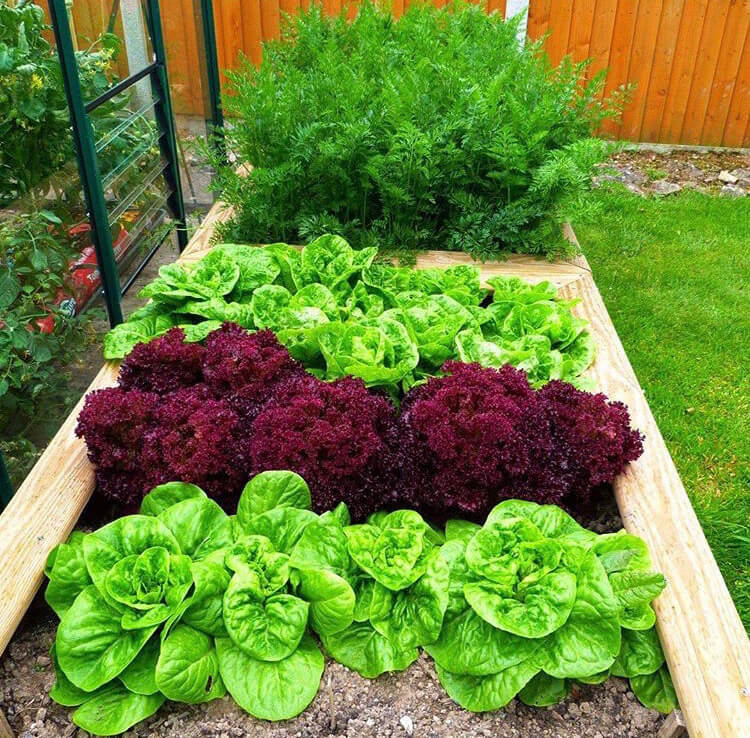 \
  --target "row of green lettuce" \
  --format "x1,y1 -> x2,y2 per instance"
103,235 -> 595,394
45,471 -> 675,735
